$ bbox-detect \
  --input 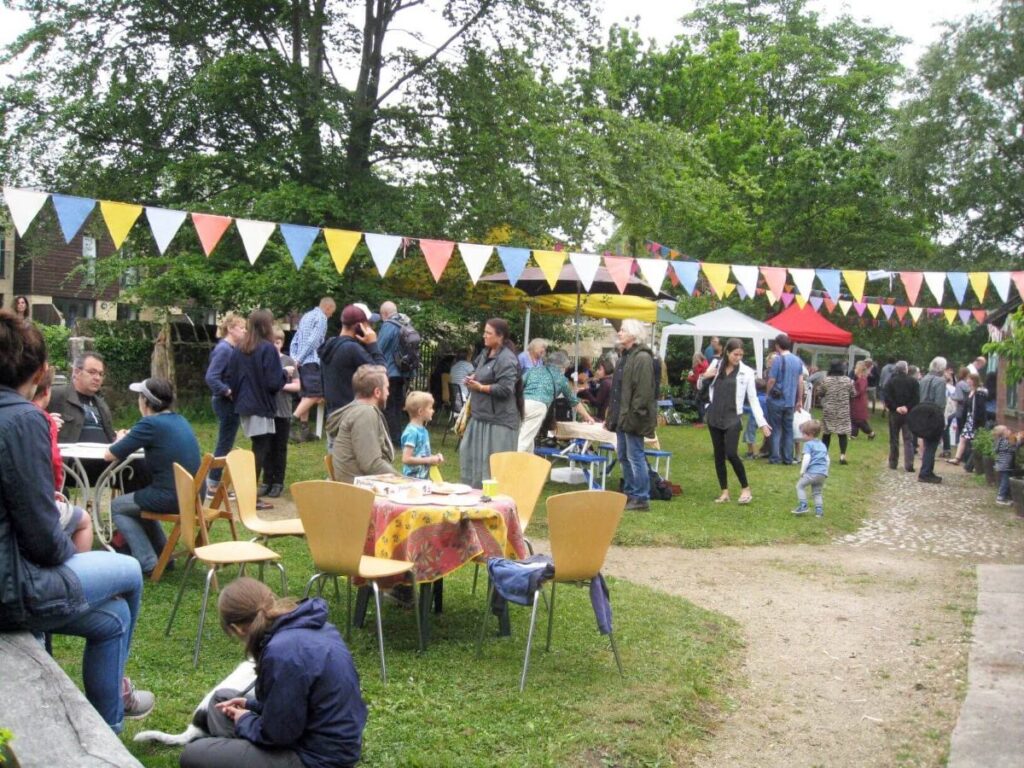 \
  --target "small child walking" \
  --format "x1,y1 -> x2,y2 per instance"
993,425 -> 1020,506
401,391 -> 444,479
793,418 -> 830,518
